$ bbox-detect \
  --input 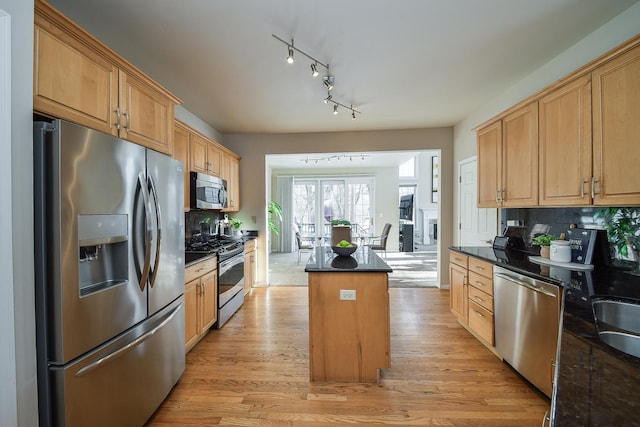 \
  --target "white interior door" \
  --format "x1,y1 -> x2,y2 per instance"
459,157 -> 497,246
